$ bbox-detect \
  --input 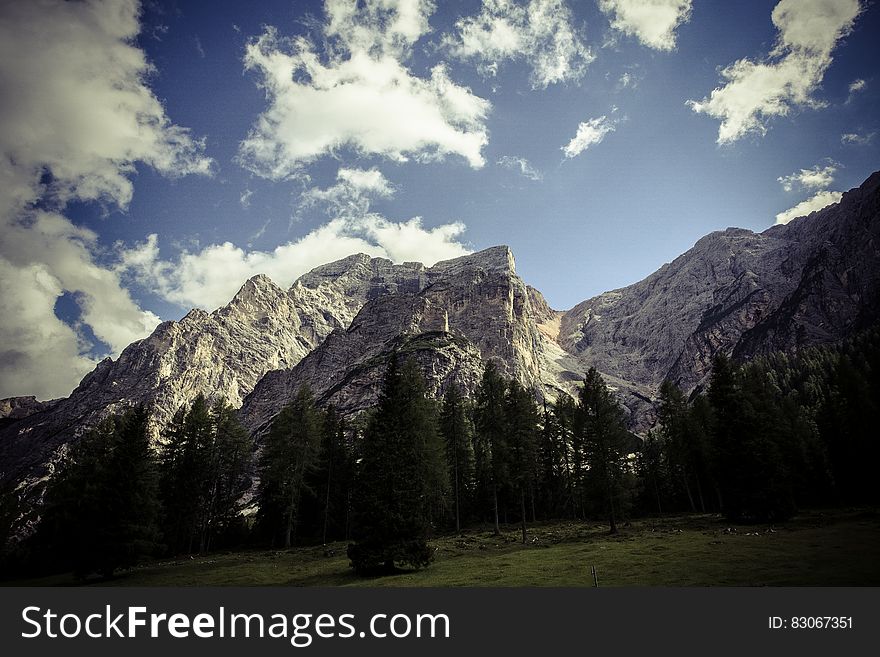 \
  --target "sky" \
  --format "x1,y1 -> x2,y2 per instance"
0,0 -> 878,400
